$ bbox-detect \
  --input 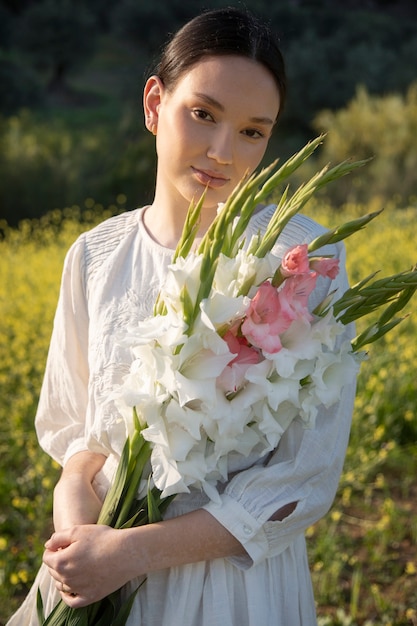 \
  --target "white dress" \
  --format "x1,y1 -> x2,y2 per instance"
7,205 -> 356,626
